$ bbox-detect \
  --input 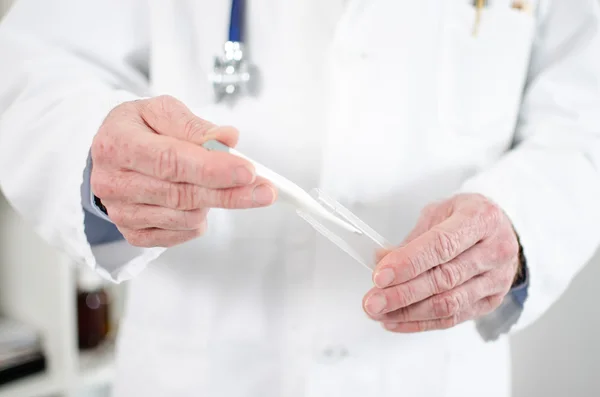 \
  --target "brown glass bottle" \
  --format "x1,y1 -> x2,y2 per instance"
76,268 -> 110,350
